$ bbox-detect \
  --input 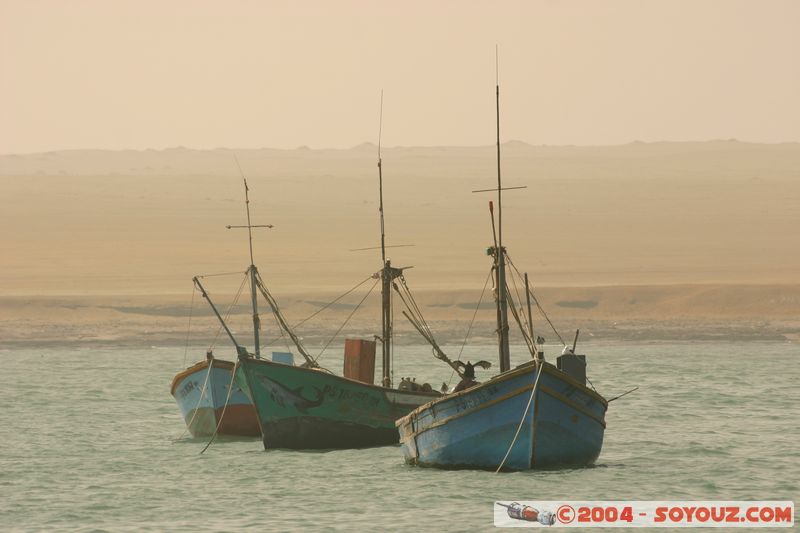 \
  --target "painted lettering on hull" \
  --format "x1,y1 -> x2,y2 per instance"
178,380 -> 198,399
257,375 -> 323,413
322,384 -> 381,408
454,384 -> 500,414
